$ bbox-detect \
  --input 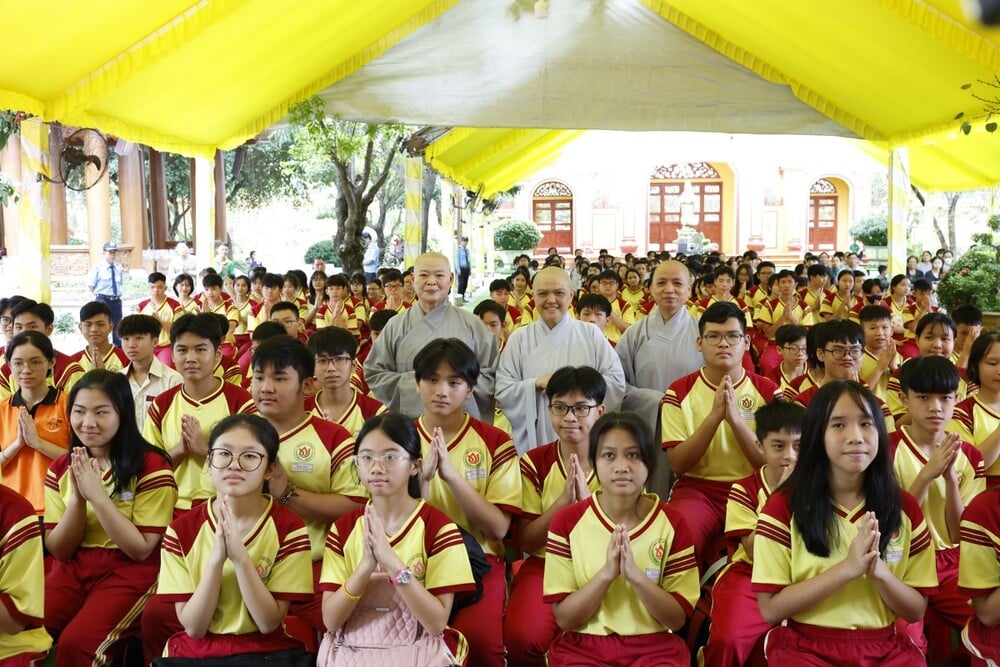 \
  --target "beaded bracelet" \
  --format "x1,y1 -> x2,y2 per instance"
276,481 -> 297,506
